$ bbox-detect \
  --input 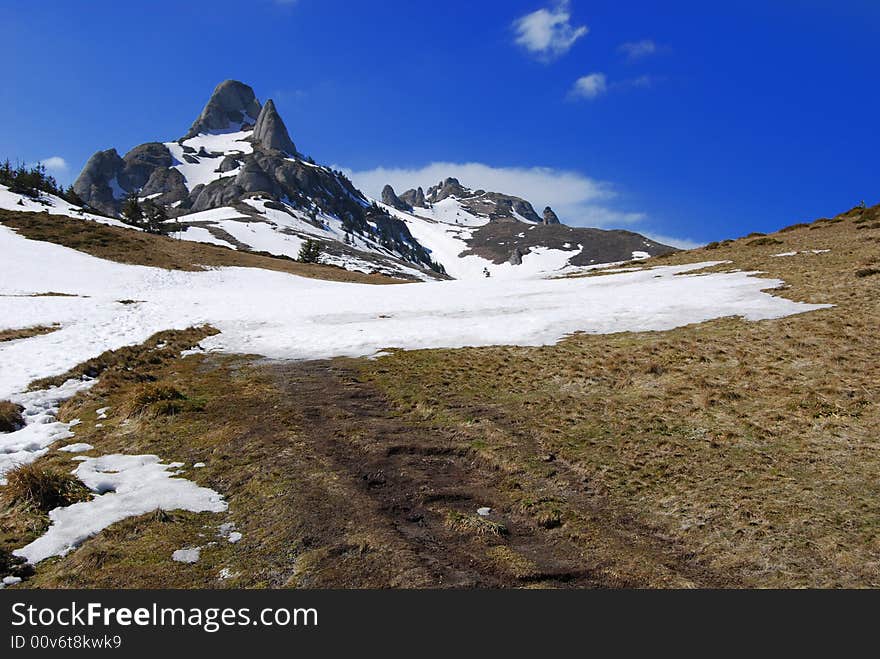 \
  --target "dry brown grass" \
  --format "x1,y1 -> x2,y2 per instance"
361,203 -> 880,587
122,383 -> 187,418
444,511 -> 508,537
0,325 -> 59,343
0,209 -> 404,285
2,464 -> 90,512
0,401 -> 24,433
